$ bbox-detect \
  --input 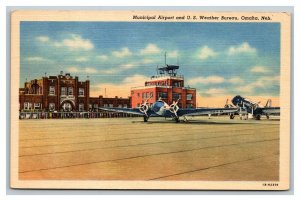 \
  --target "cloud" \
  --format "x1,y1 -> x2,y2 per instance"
97,55 -> 108,61
26,57 -> 51,62
228,42 -> 256,55
98,63 -> 138,75
67,66 -> 80,73
120,63 -> 135,70
66,66 -> 97,74
250,66 -> 270,73
112,47 -> 132,58
85,67 -> 97,73
99,69 -> 119,74
197,46 -> 218,60
168,50 -> 178,58
202,88 -> 227,95
36,36 -> 49,42
140,43 -> 161,55
141,59 -> 154,64
228,77 -> 244,84
236,76 -> 280,93
75,57 -> 89,62
91,74 -> 148,97
54,34 -> 94,51
188,76 -> 225,85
